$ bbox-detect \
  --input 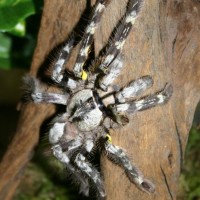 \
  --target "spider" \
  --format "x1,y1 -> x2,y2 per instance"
24,0 -> 173,199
